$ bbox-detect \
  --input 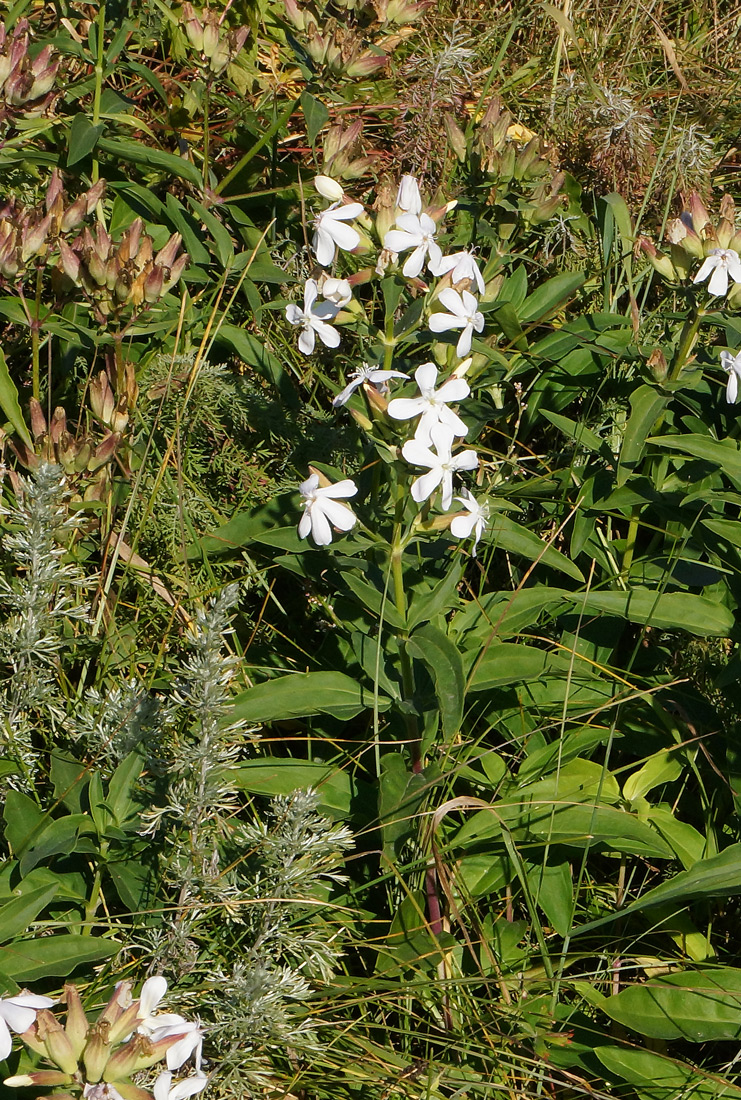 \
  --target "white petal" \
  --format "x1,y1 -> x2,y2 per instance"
402,438 -> 438,467
140,976 -> 168,1019
298,509 -> 313,539
708,264 -> 729,297
315,479 -> 358,500
438,405 -> 470,437
300,473 -> 320,496
473,310 -> 485,332
450,512 -> 478,539
439,470 -> 455,510
0,1001 -> 41,1034
402,245 -> 427,278
419,213 -> 437,235
429,253 -> 457,277
438,287 -> 466,316
435,377 -> 470,403
429,422 -> 455,459
0,1017 -> 12,1061
368,369 -> 409,383
415,362 -> 438,392
324,220 -> 360,253
285,304 -> 303,326
728,372 -> 739,403
461,290 -> 479,314
387,396 -> 427,421
313,227 -> 336,267
397,175 -> 422,215
312,319 -> 341,349
169,1074 -> 209,1100
303,279 -> 319,310
154,1072 -> 173,1100
325,202 -> 364,221
163,1029 -> 202,1071
426,240 -> 443,271
318,498 -> 356,531
310,507 -> 333,545
384,229 -> 421,252
693,256 -> 717,285
720,351 -> 735,372
412,410 -> 440,446
451,448 -> 479,472
429,311 -> 464,333
411,467 -> 443,503
456,325 -> 474,357
298,327 -> 316,355
333,379 -> 362,407
728,253 -> 741,282
396,213 -> 424,235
